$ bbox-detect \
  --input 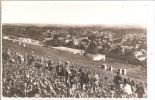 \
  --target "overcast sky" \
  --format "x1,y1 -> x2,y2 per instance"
2,1 -> 148,27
